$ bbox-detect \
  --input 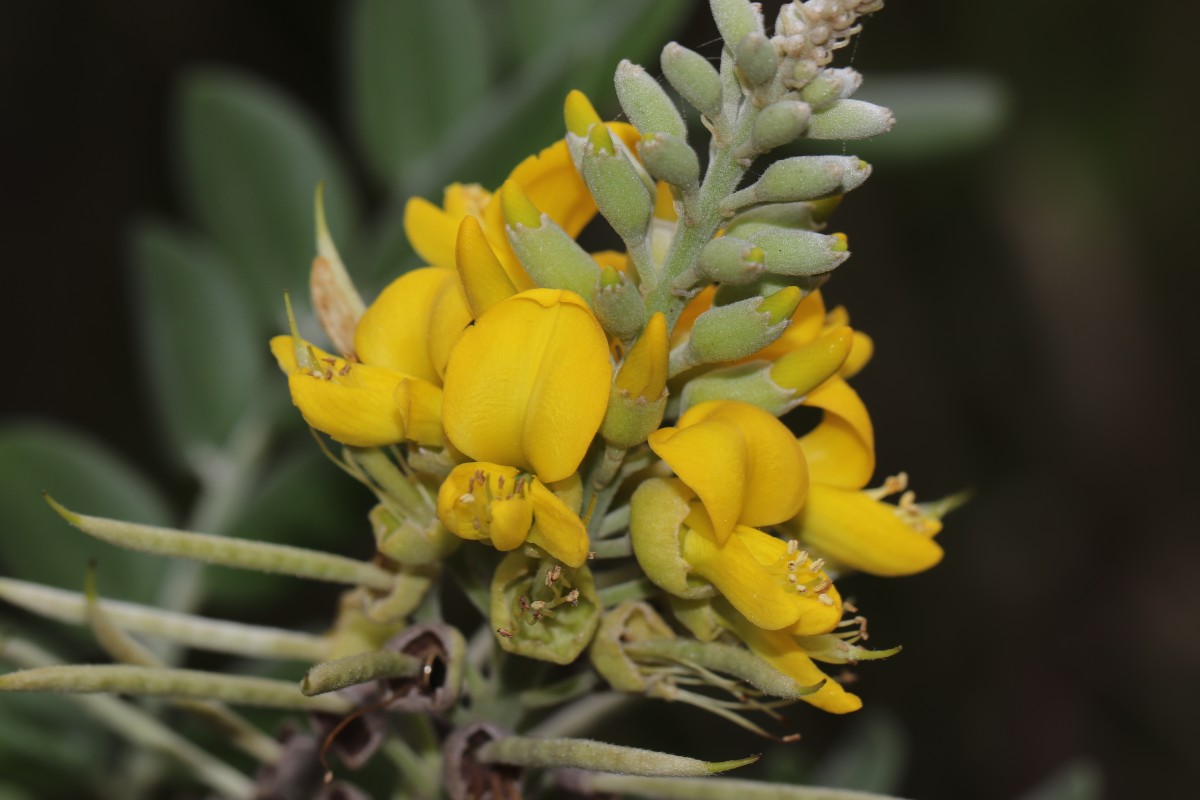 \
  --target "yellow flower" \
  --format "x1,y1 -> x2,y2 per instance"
269,335 -> 443,448
786,376 -> 945,576
436,463 -> 589,568
441,288 -> 612,484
